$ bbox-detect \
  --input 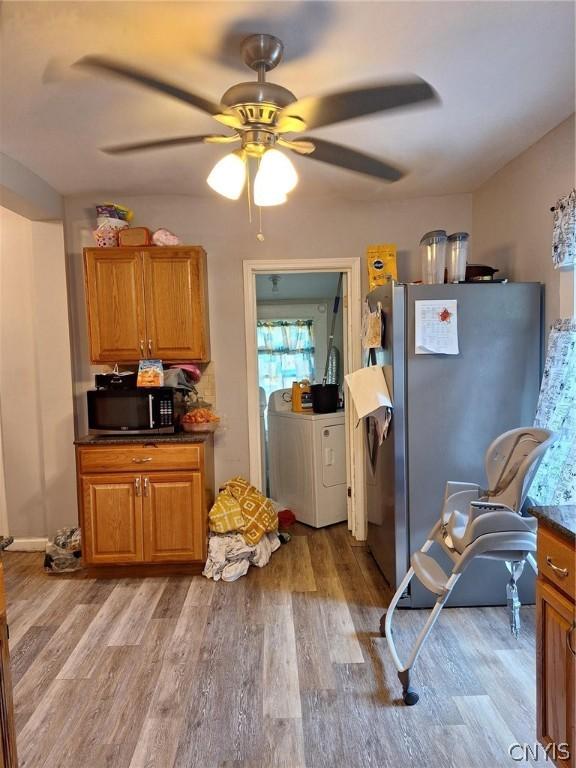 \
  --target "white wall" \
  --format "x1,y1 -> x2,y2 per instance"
0,206 -> 76,538
473,114 -> 575,331
0,152 -> 63,221
63,191 -> 472,485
